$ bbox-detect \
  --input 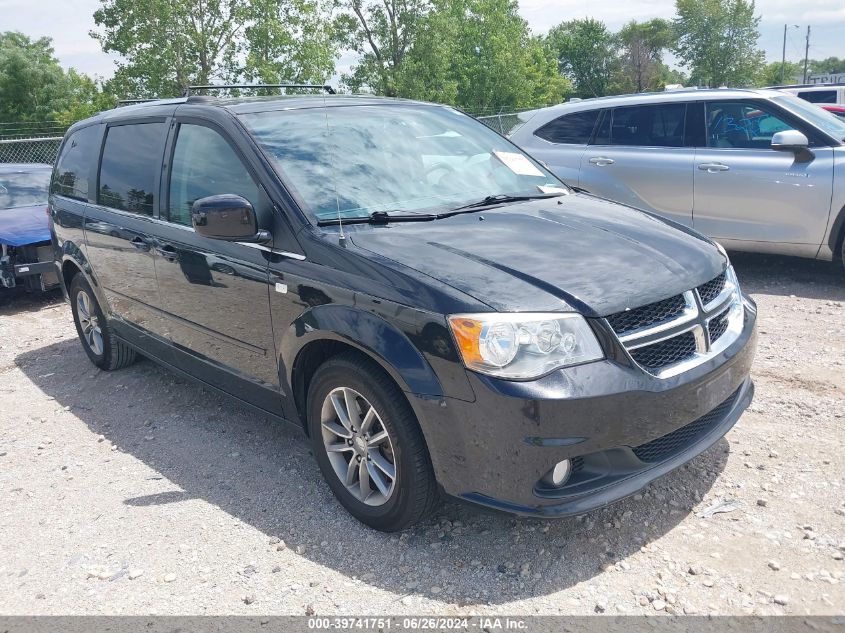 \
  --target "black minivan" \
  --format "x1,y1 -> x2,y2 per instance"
50,94 -> 757,531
